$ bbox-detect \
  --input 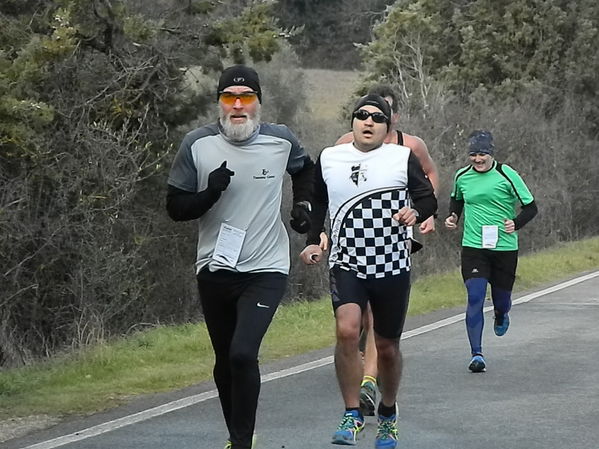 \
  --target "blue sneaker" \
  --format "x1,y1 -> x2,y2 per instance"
375,408 -> 399,449
332,410 -> 364,445
468,354 -> 486,373
494,313 -> 510,336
